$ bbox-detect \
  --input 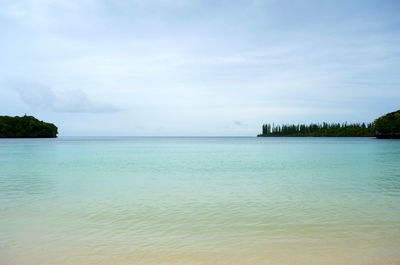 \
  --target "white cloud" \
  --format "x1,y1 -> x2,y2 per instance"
0,0 -> 399,135
12,82 -> 121,113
